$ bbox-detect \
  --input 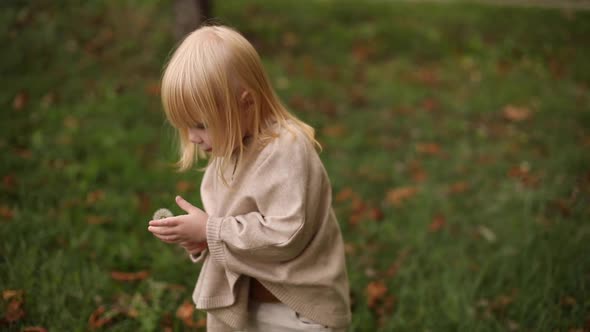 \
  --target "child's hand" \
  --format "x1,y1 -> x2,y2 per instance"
148,196 -> 208,249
